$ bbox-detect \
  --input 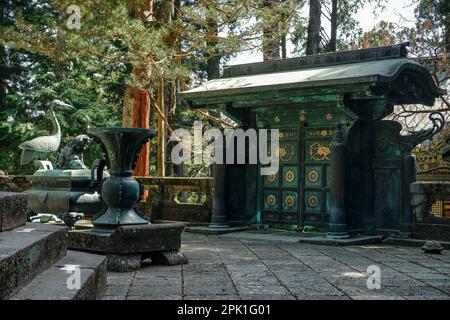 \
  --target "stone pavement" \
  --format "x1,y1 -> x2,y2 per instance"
104,230 -> 450,300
